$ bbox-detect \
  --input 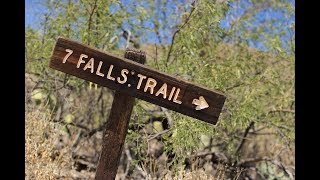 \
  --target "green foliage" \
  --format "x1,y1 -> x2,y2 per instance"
26,0 -> 294,177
